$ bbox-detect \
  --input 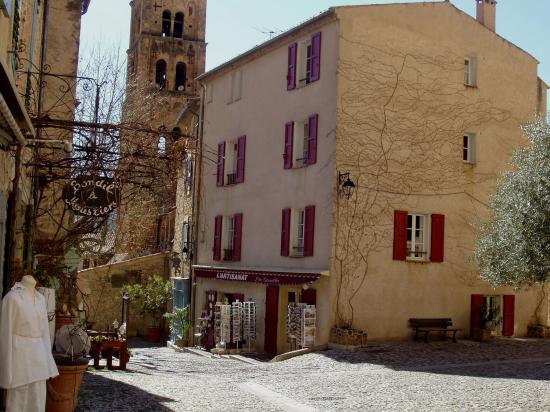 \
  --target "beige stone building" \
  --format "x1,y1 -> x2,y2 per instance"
1,0 -> 89,296
194,0 -> 548,354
